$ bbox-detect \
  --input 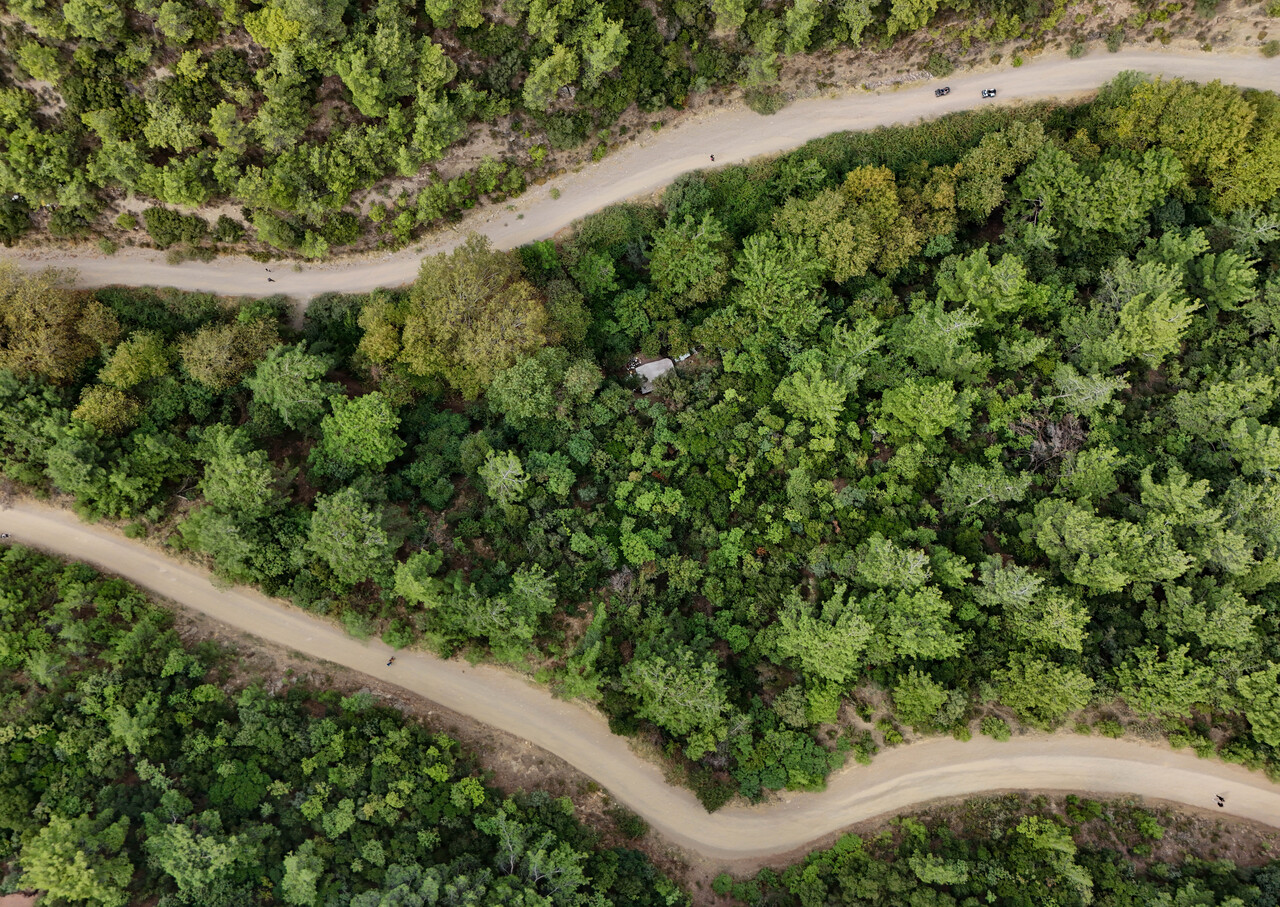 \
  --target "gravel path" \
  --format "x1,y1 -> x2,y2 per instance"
5,500 -> 1280,861
3,49 -> 1278,301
